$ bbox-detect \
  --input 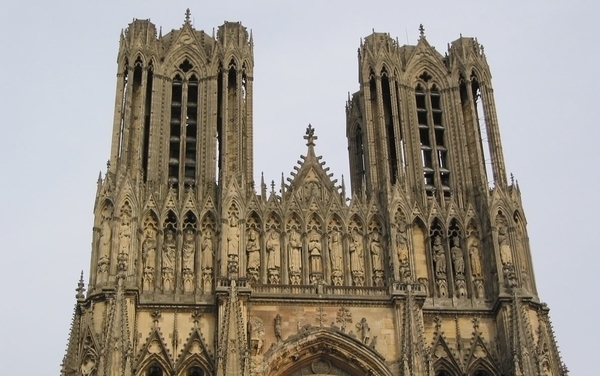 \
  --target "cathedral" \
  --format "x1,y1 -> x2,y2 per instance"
61,10 -> 567,376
